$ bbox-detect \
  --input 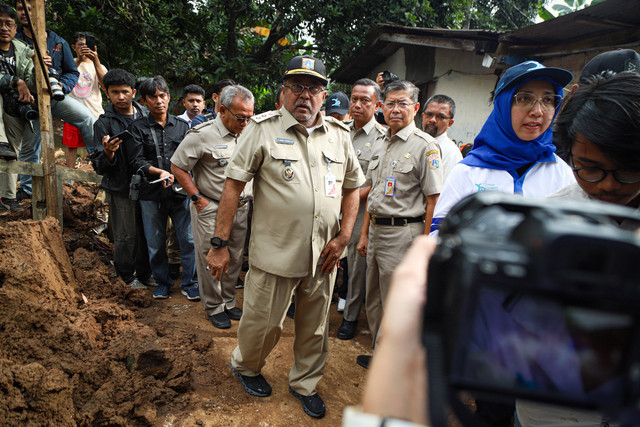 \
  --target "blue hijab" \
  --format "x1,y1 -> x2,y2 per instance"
461,76 -> 564,171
